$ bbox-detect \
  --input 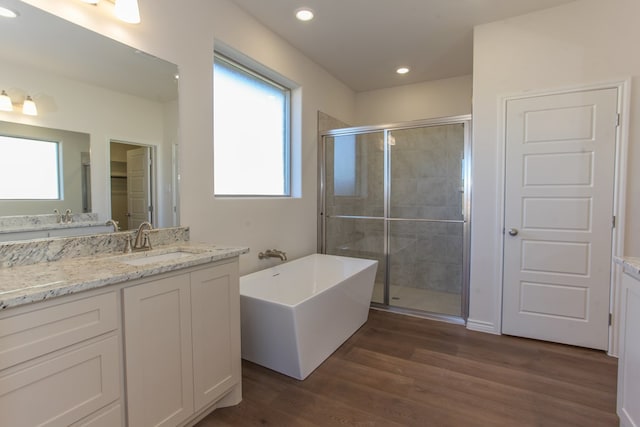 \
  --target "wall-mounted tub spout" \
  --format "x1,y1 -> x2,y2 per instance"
258,249 -> 287,261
